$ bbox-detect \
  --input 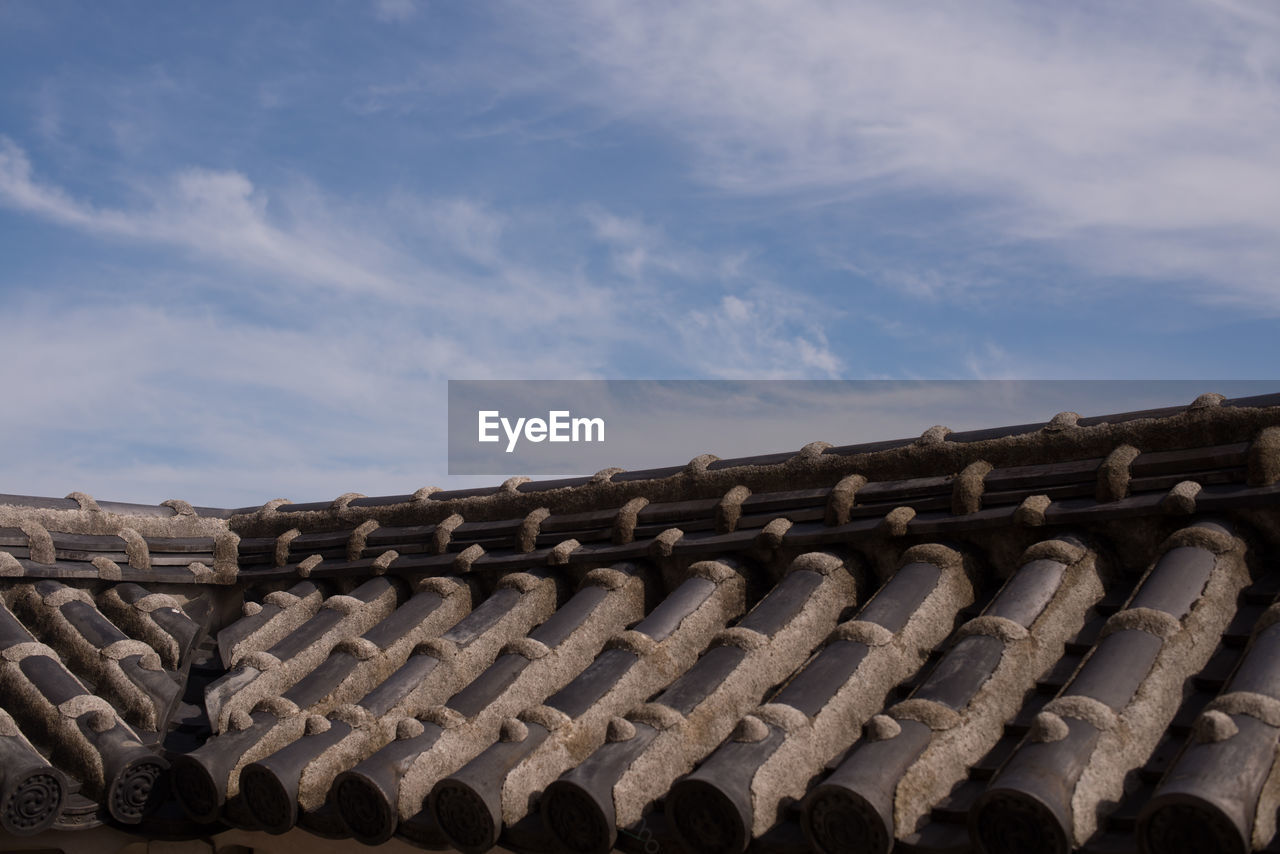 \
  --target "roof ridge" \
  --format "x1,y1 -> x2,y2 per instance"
0,392 -> 1277,536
